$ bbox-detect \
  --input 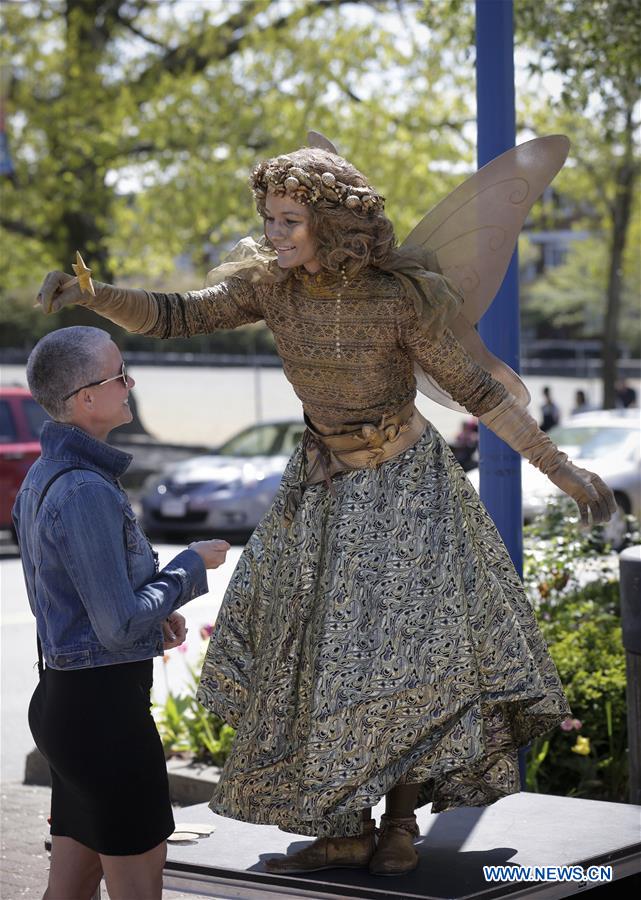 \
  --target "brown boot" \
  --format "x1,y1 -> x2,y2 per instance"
368,814 -> 419,876
264,820 -> 376,874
